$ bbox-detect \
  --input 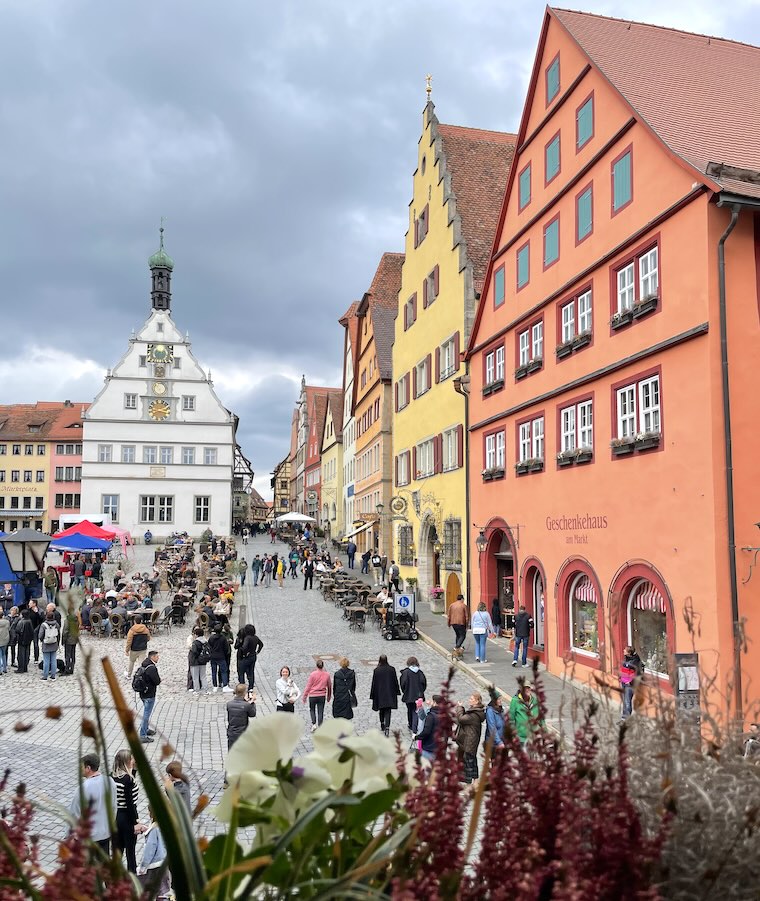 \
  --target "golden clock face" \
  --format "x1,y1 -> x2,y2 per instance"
148,400 -> 171,421
153,382 -> 166,396
147,343 -> 173,364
